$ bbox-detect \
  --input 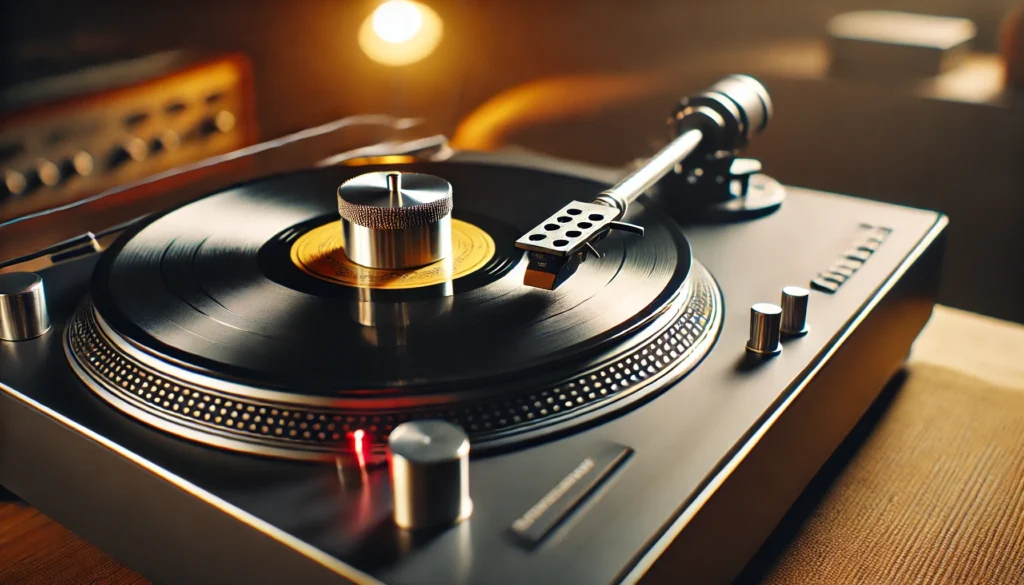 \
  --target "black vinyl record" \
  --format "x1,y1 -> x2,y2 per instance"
90,161 -> 691,397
